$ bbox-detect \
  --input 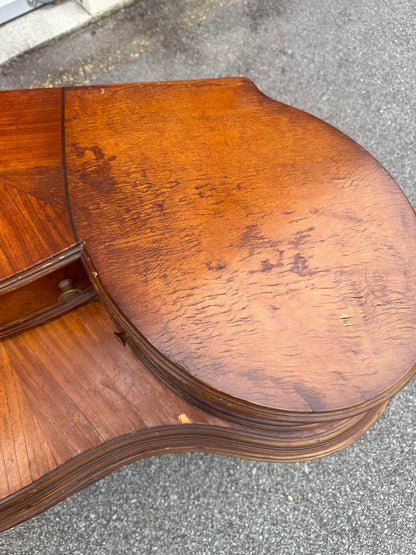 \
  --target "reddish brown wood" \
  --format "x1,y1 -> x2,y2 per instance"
0,301 -> 387,532
0,78 -> 415,531
0,88 -> 74,281
65,78 -> 416,424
